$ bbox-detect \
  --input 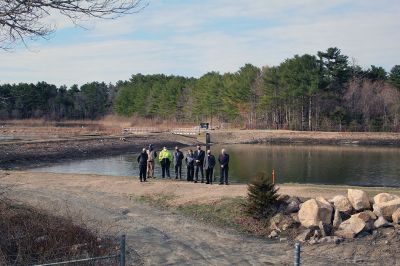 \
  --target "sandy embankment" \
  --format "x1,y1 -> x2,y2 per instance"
3,171 -> 399,205
206,130 -> 400,146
